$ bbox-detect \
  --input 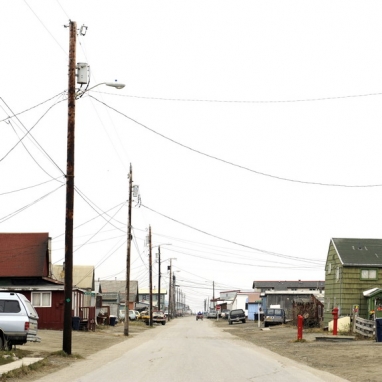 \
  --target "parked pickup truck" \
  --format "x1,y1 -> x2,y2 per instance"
142,311 -> 166,325
228,309 -> 246,325
0,292 -> 40,350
